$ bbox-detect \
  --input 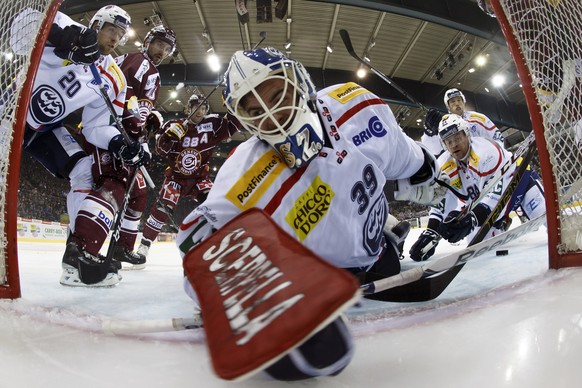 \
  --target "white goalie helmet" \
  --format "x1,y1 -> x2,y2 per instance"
223,47 -> 324,169
89,5 -> 131,44
443,88 -> 466,111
